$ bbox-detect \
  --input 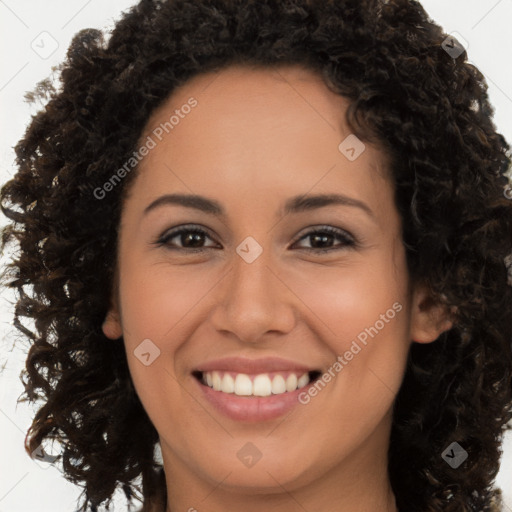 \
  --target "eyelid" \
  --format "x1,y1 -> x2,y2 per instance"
291,225 -> 355,246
